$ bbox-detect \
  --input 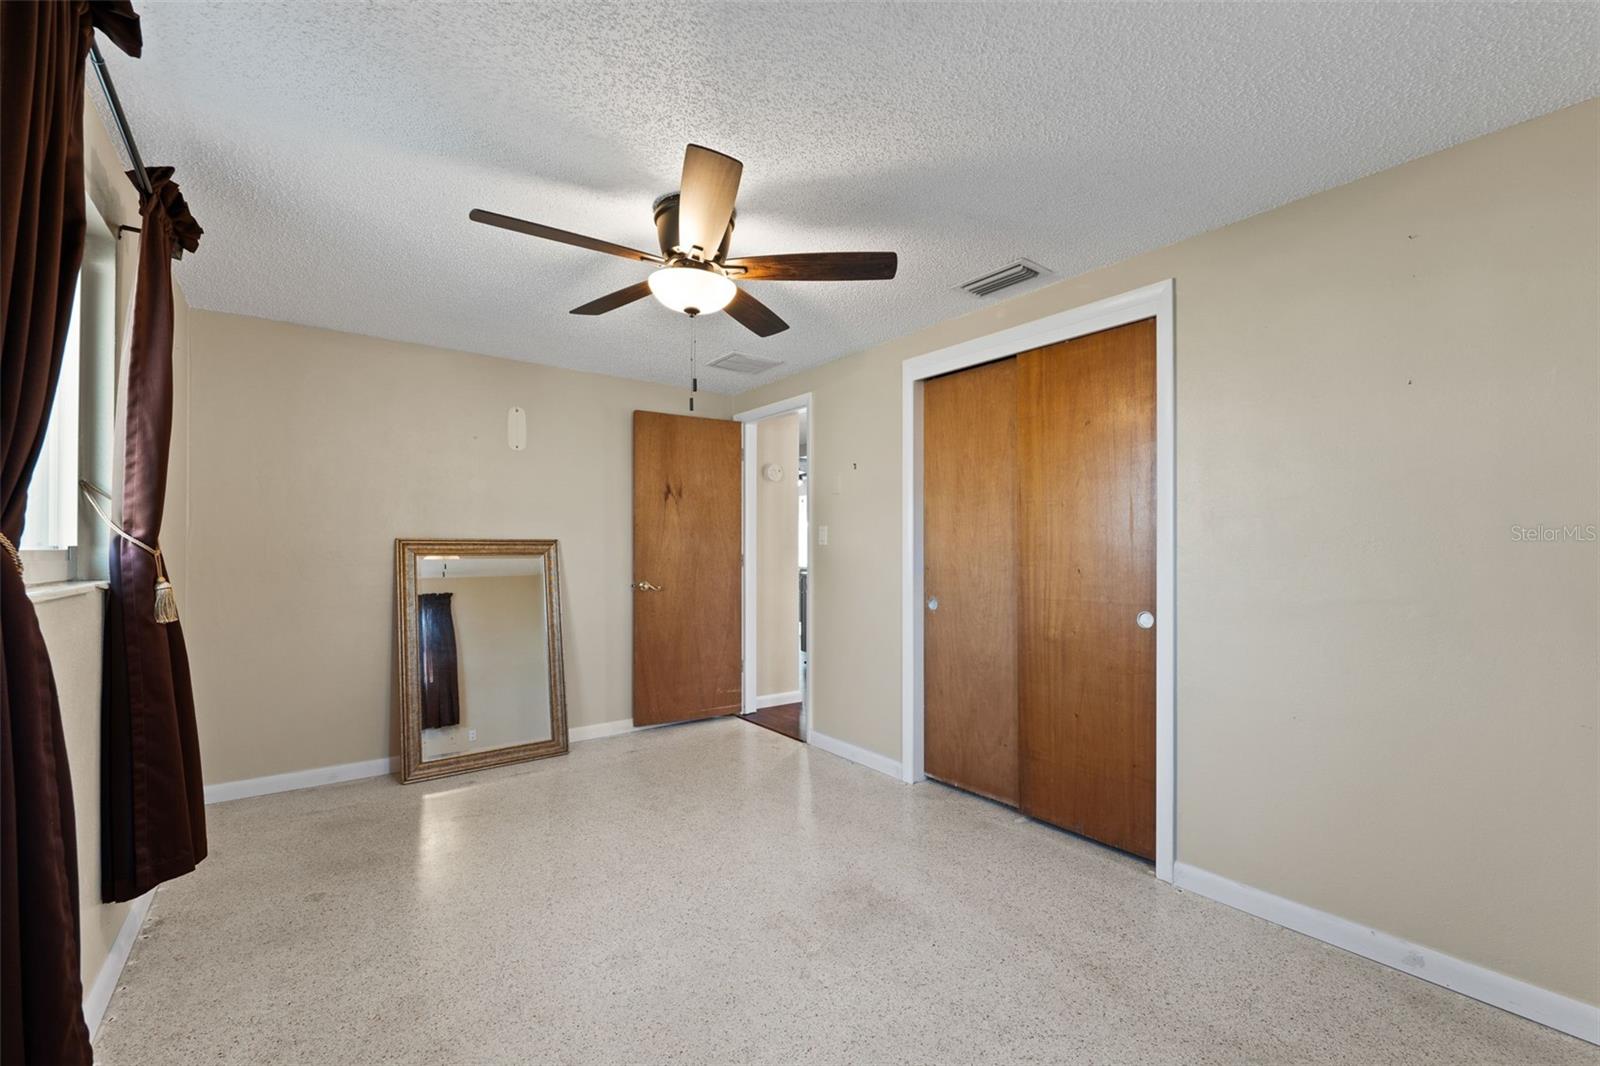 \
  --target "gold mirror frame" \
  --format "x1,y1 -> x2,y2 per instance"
395,538 -> 569,783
